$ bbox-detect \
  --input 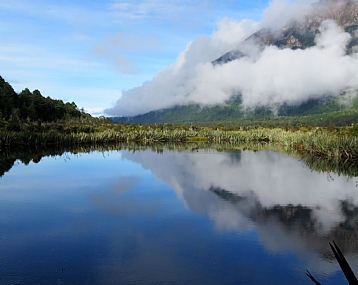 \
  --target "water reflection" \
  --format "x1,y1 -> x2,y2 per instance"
1,145 -> 358,284
2,142 -> 358,177
121,149 -> 358,276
